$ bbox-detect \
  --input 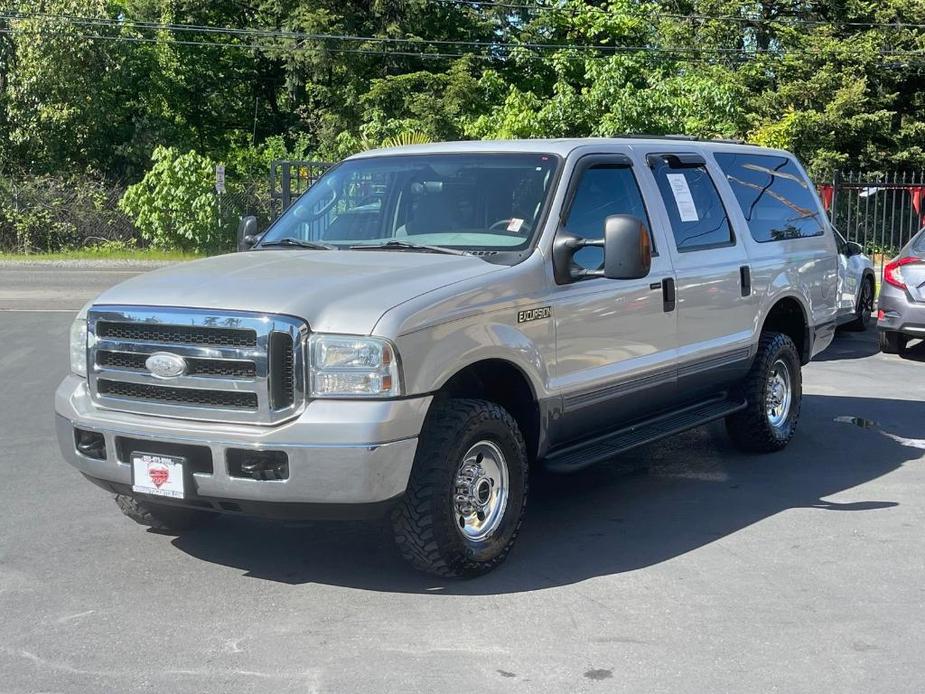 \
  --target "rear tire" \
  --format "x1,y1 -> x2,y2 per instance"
391,398 -> 528,578
115,494 -> 211,532
846,277 -> 874,331
726,332 -> 802,453
879,330 -> 908,355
